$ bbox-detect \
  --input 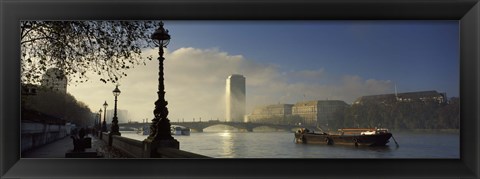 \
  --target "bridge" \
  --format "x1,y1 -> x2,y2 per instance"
119,121 -> 316,132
